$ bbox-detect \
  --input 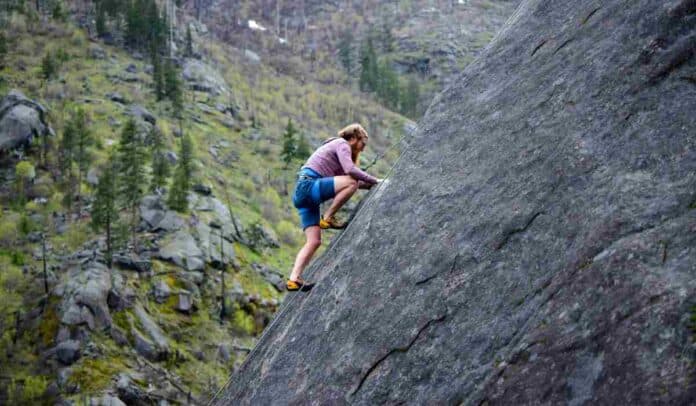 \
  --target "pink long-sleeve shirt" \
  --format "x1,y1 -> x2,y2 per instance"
302,138 -> 378,185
